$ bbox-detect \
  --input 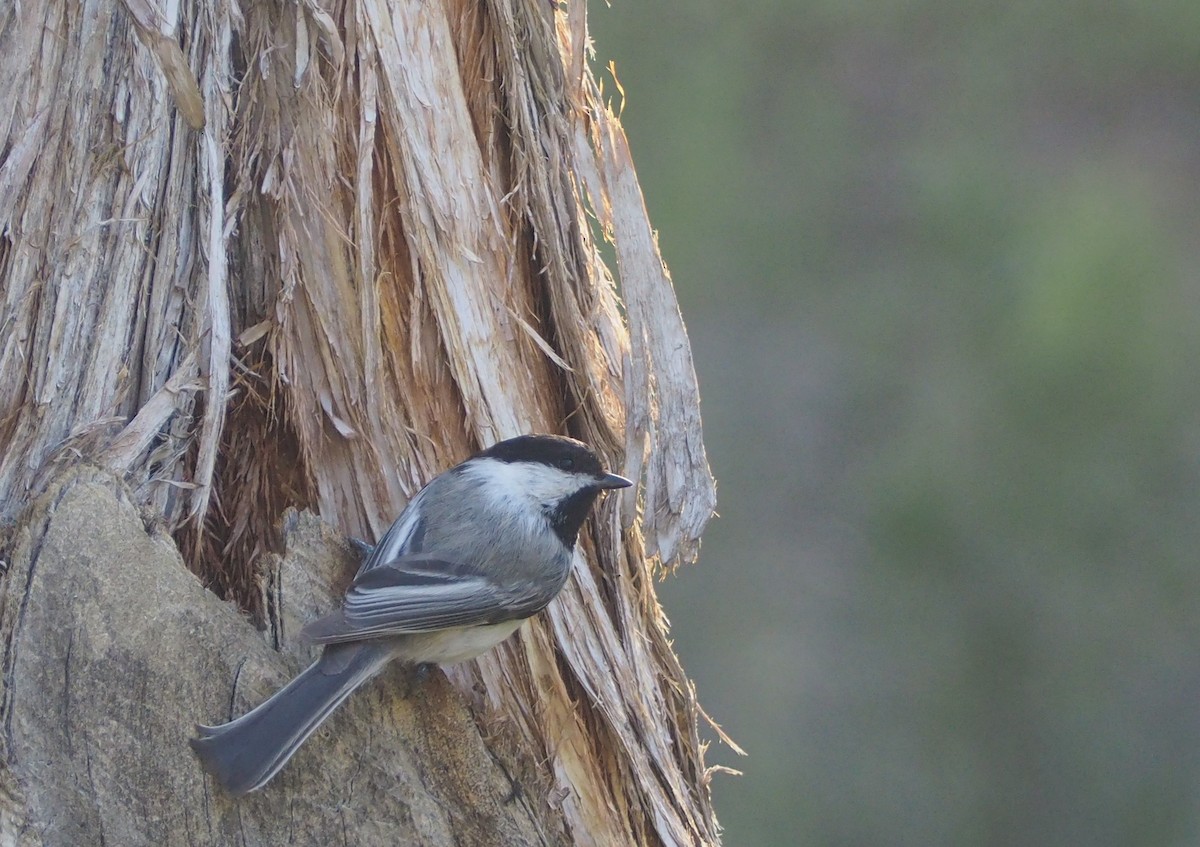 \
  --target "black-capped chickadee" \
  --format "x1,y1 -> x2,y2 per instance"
190,434 -> 631,795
